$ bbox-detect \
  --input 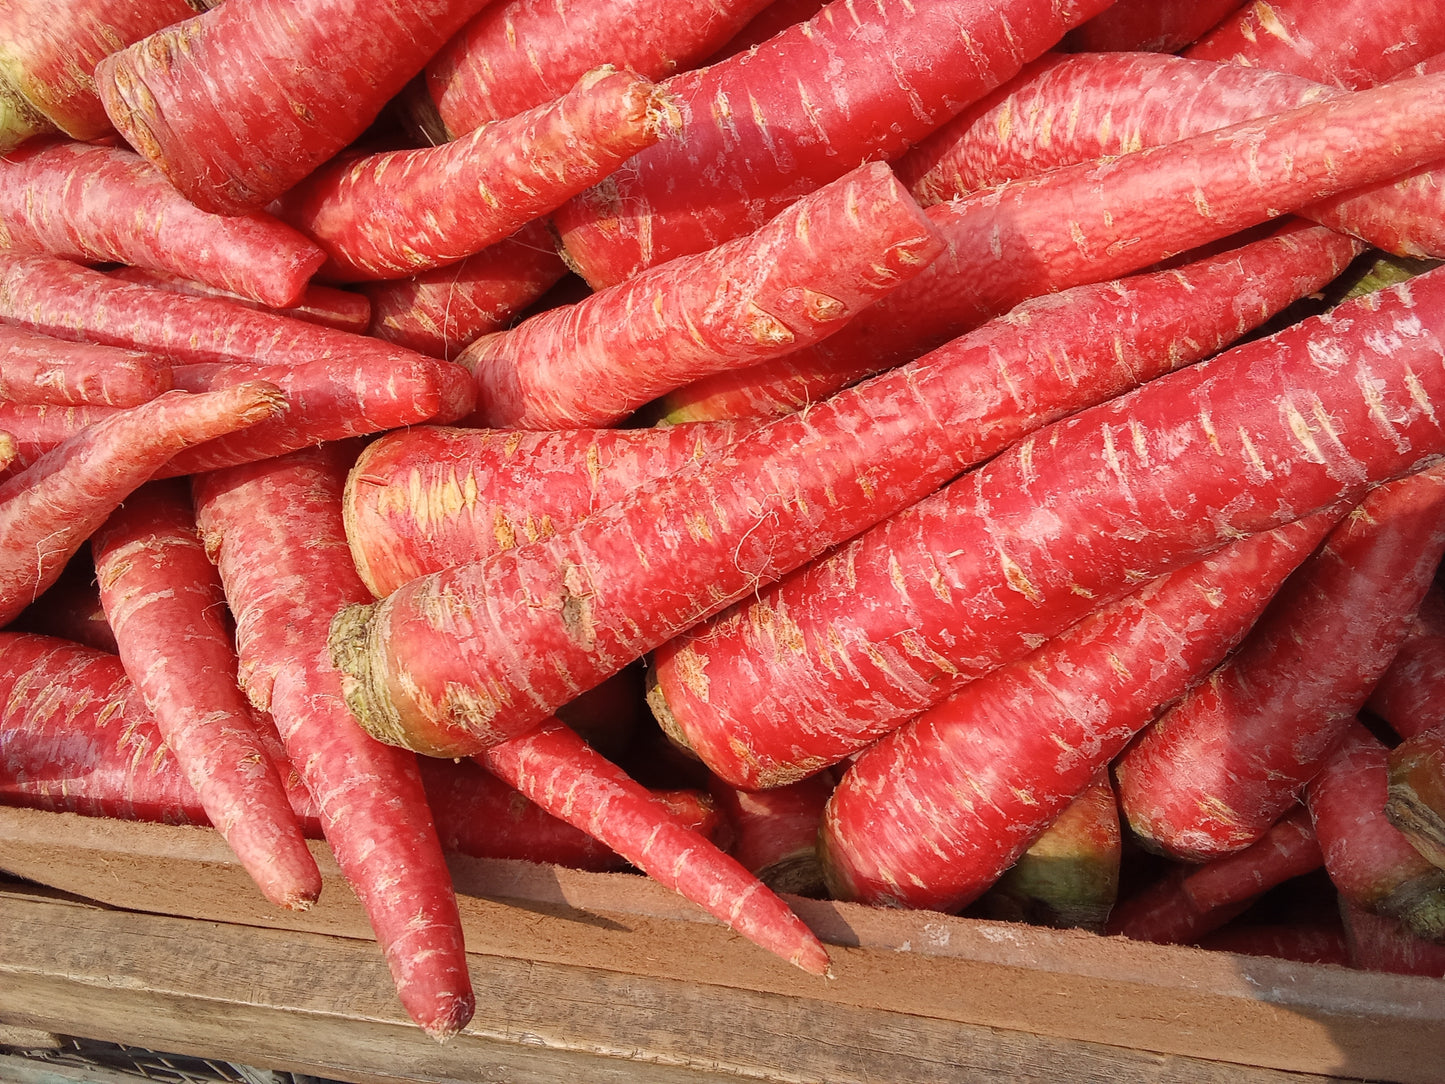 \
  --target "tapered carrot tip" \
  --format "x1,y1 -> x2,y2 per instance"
418,993 -> 476,1043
